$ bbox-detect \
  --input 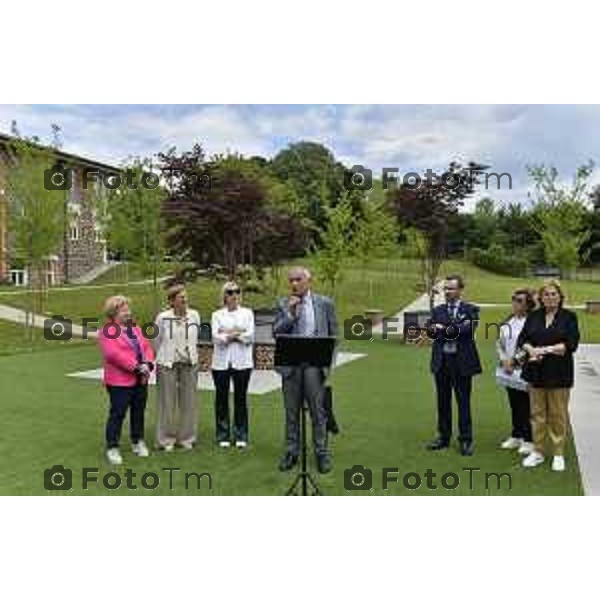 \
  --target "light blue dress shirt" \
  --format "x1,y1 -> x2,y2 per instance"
298,292 -> 316,336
